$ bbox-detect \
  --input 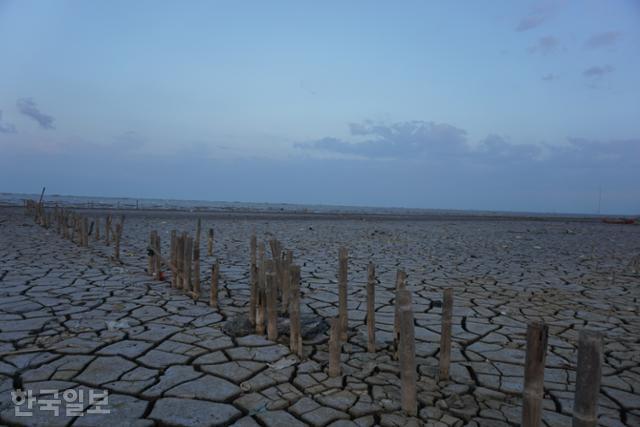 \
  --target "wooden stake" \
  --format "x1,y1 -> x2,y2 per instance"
170,230 -> 177,288
439,288 -> 453,381
289,264 -> 302,357
193,219 -> 201,298
148,231 -> 155,276
95,218 -> 100,240
328,317 -> 341,377
210,259 -> 219,307
249,234 -> 257,326
572,330 -> 603,427
105,215 -> 111,246
367,262 -> 376,353
154,233 -> 162,280
393,270 -> 407,358
266,262 -> 278,341
184,236 -> 193,293
256,243 -> 266,335
398,288 -> 417,416
114,223 -> 122,261
522,321 -> 549,427
338,247 -> 348,341
207,228 -> 214,257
